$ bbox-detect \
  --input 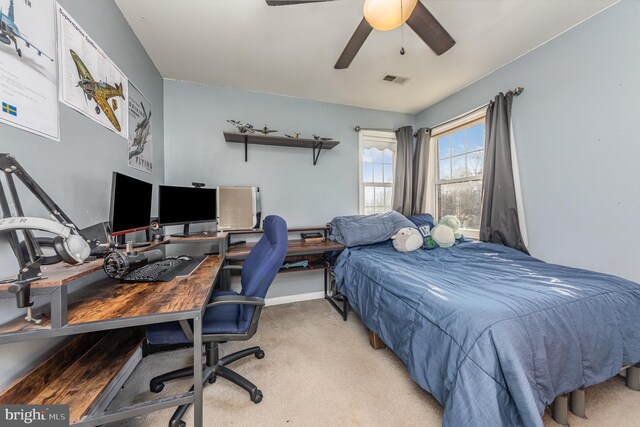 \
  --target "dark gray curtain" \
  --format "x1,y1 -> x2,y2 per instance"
392,126 -> 414,215
411,128 -> 431,215
480,92 -> 528,253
